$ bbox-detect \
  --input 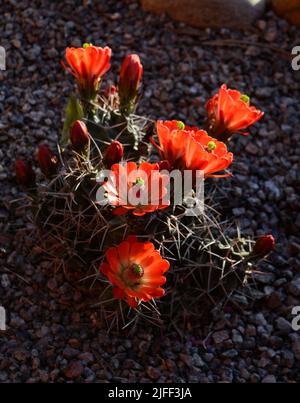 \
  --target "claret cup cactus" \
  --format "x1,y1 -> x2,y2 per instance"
15,43 -> 274,330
